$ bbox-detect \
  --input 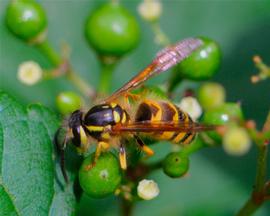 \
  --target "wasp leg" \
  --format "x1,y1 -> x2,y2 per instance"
54,128 -> 69,183
126,92 -> 140,101
119,144 -> 127,170
134,135 -> 154,156
124,92 -> 140,108
85,141 -> 107,171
